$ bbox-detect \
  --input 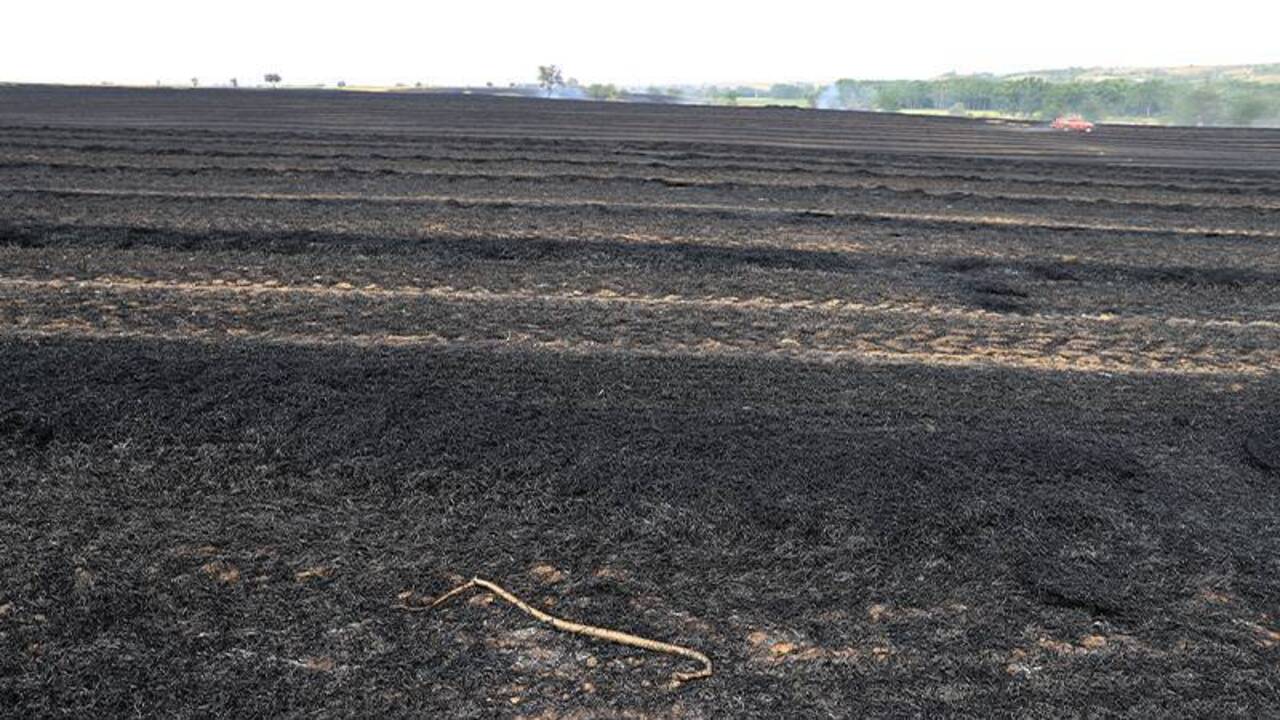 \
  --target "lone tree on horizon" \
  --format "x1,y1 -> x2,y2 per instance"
264,73 -> 282,88
537,65 -> 564,96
